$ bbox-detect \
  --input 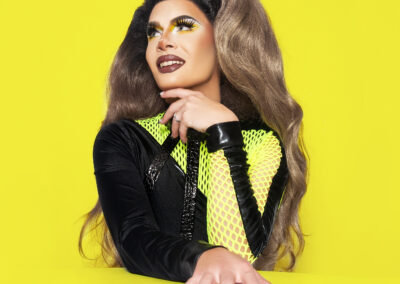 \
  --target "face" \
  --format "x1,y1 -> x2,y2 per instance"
145,0 -> 219,93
